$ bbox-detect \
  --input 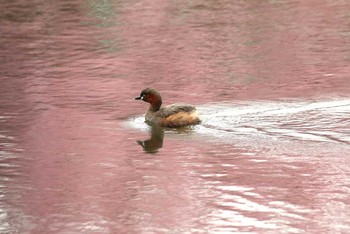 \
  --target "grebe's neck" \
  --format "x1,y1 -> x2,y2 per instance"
148,99 -> 162,112
147,94 -> 162,112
